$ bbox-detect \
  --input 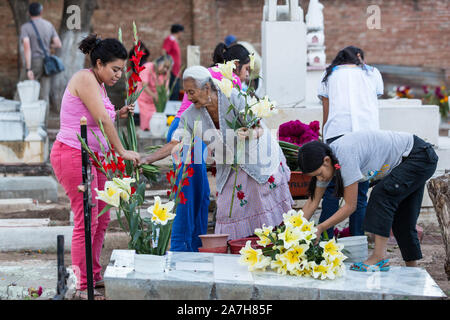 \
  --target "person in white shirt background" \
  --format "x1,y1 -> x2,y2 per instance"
317,46 -> 384,239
